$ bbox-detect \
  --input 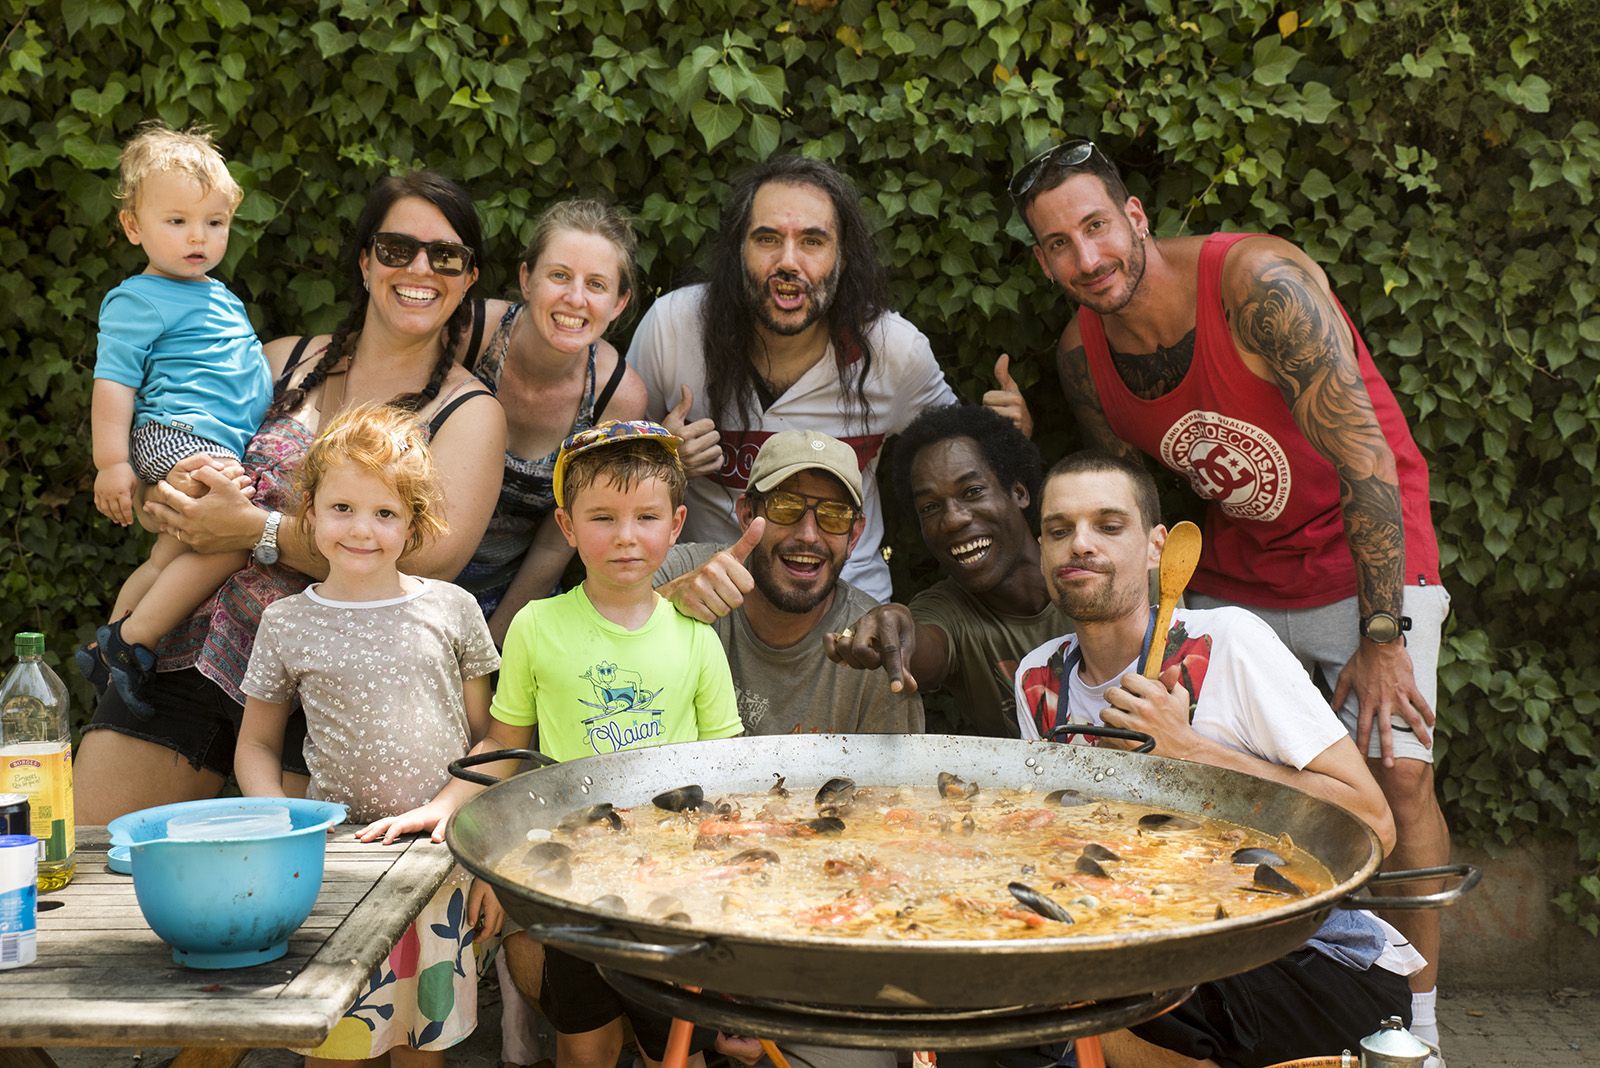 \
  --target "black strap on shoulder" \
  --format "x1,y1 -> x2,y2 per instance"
1051,605 -> 1160,737
461,296 -> 488,373
427,388 -> 493,437
593,348 -> 629,418
273,334 -> 318,391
